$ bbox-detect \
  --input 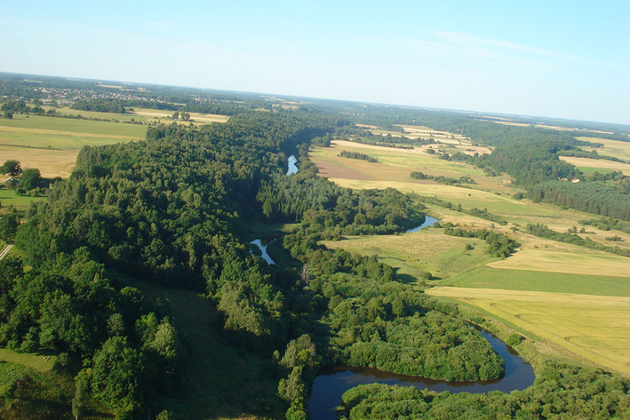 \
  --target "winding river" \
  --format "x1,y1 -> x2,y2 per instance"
307,329 -> 535,420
